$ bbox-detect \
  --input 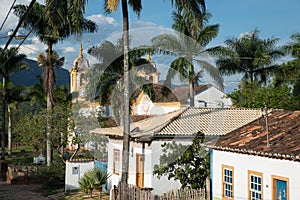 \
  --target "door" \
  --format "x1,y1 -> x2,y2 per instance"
136,154 -> 144,188
275,179 -> 287,200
